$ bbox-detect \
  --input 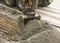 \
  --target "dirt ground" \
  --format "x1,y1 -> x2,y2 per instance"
0,21 -> 60,43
